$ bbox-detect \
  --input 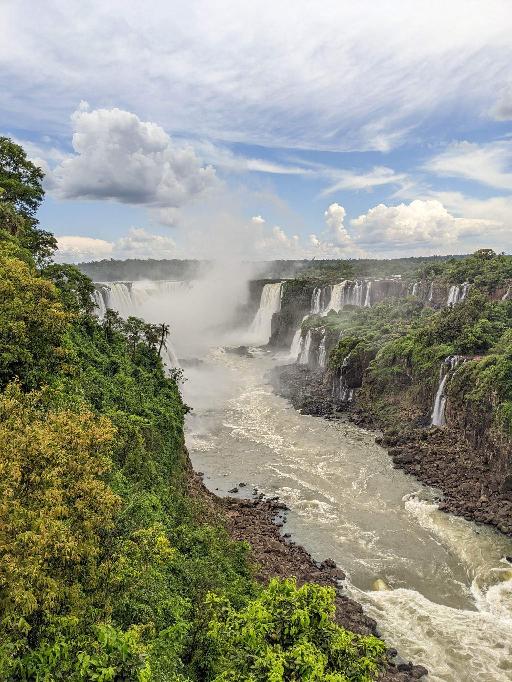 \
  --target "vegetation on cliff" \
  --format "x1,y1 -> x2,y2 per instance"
0,138 -> 386,681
